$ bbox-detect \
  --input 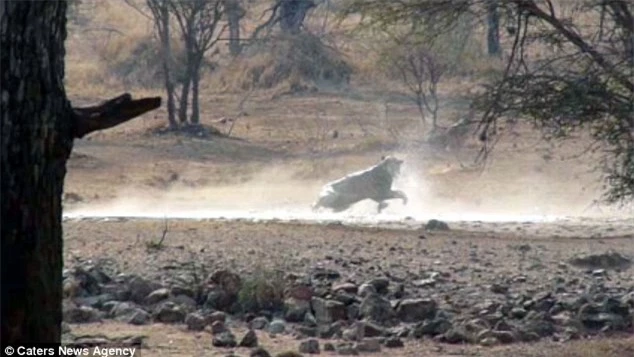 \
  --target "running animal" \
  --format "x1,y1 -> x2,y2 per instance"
312,156 -> 408,213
